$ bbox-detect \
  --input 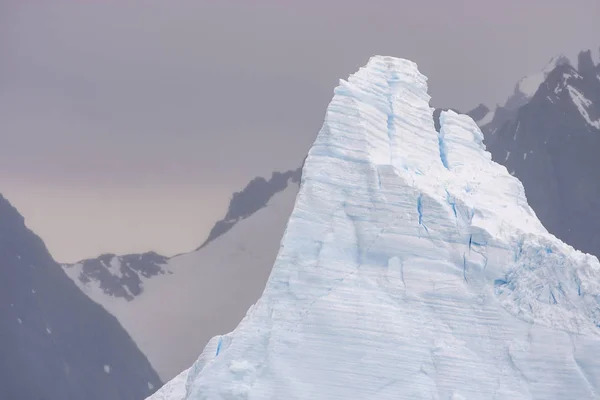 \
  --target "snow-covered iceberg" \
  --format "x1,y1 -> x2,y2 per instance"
150,56 -> 600,399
